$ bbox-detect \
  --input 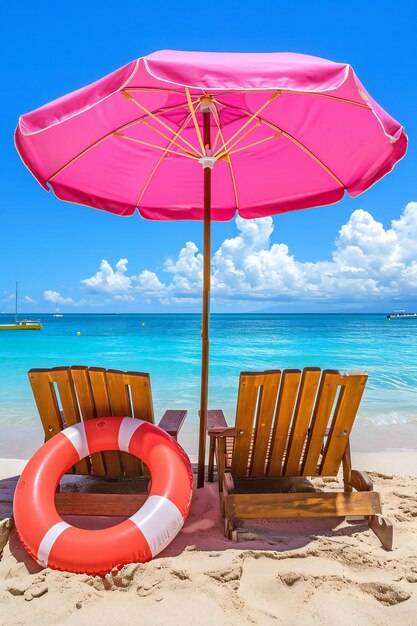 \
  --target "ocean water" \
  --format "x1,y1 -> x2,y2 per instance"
0,313 -> 416,458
